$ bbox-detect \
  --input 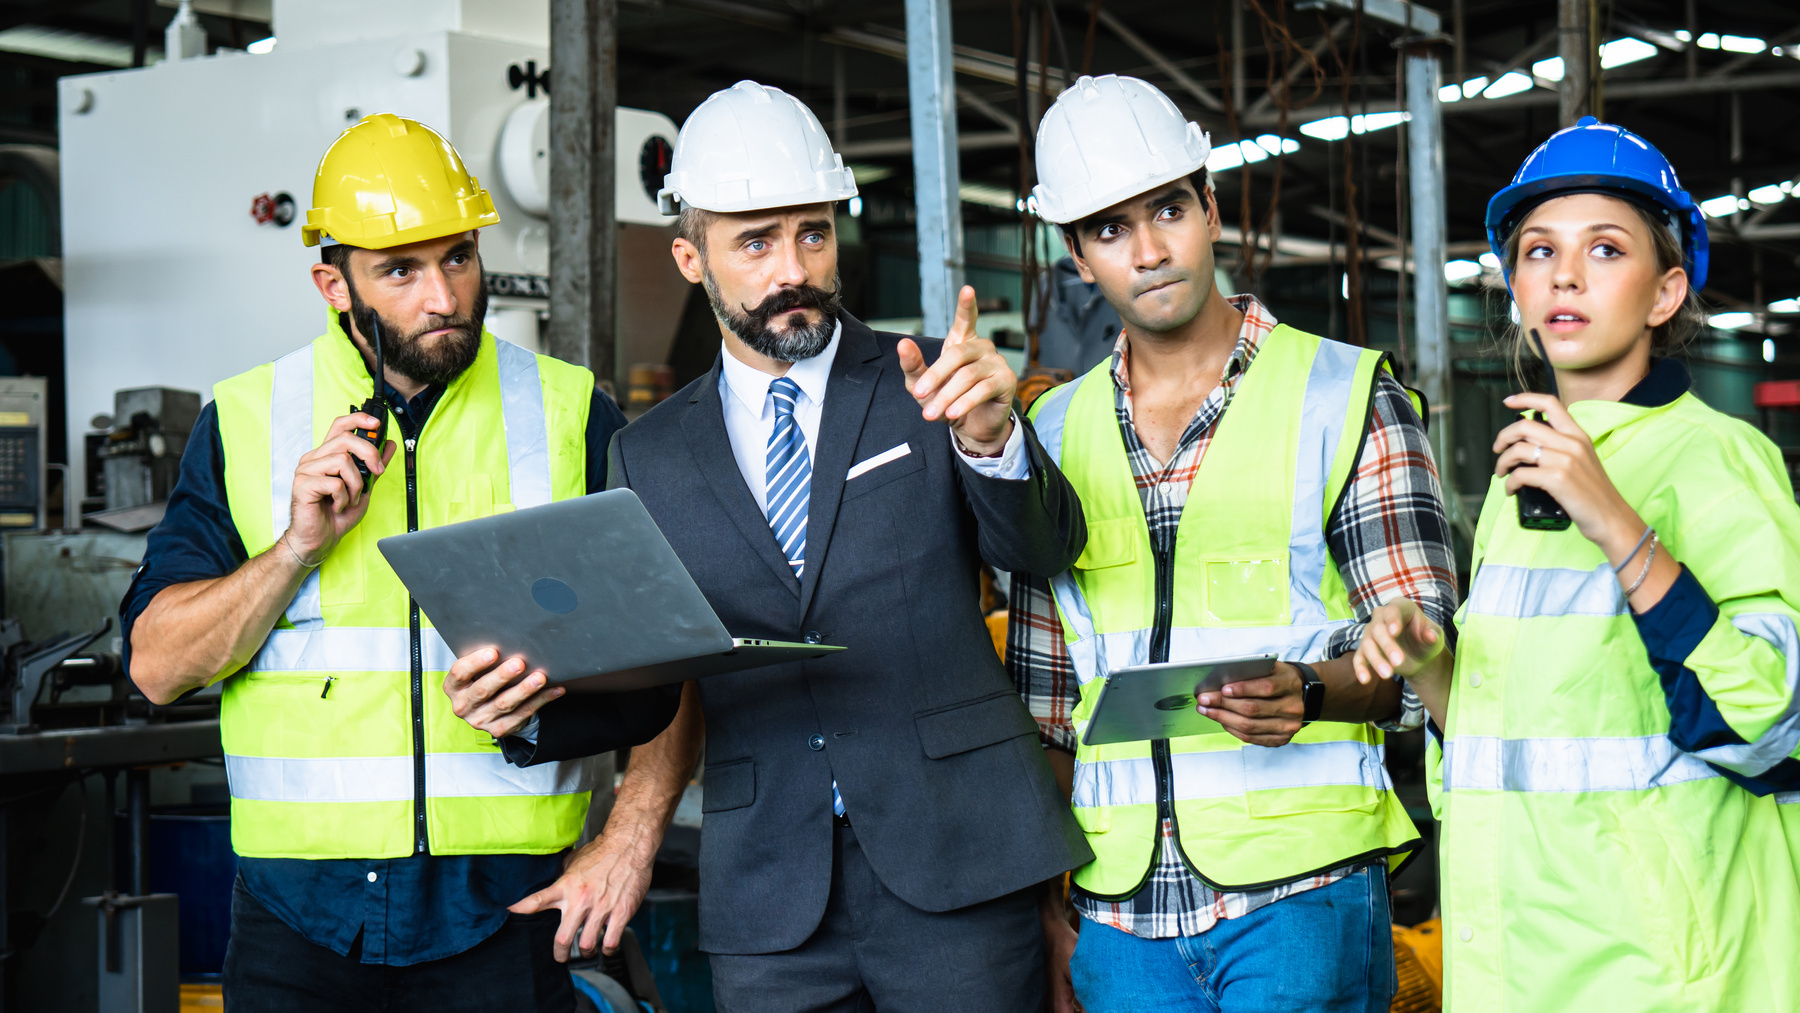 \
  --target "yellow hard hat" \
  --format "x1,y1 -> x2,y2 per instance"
302,113 -> 500,249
